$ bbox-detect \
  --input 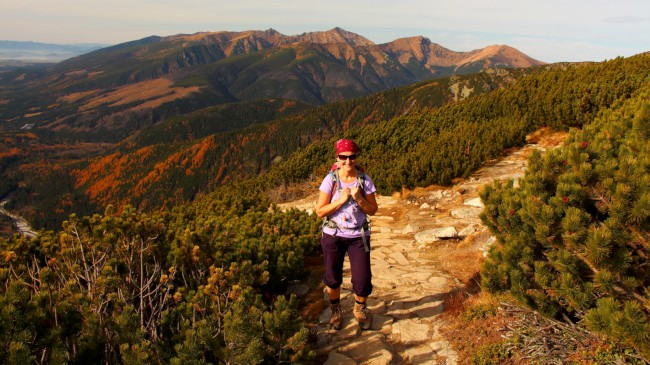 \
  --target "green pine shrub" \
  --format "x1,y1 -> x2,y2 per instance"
0,187 -> 320,364
480,84 -> 650,358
